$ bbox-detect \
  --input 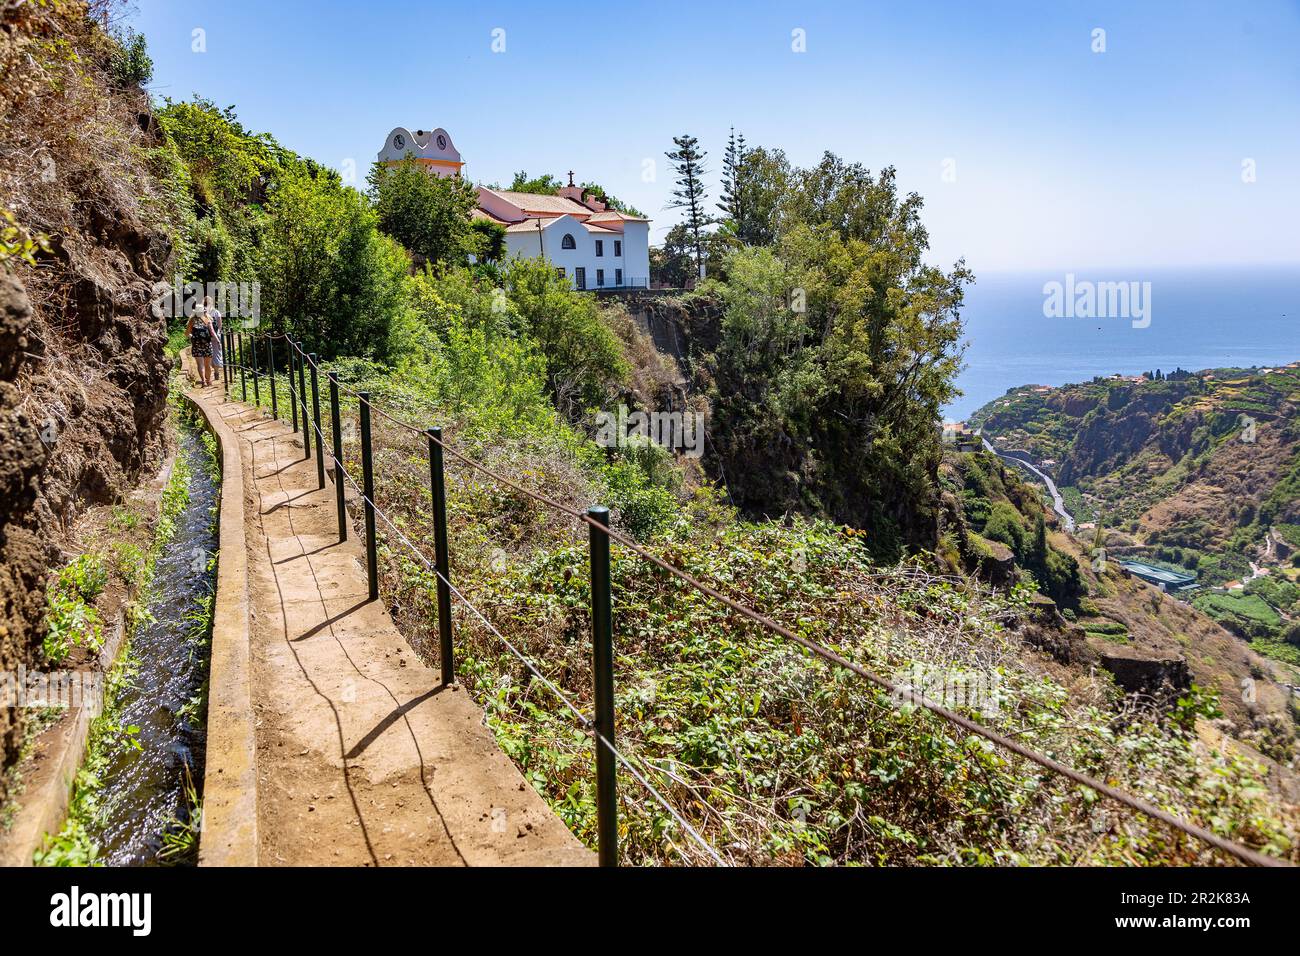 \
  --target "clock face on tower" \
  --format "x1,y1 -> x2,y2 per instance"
436,133 -> 447,150
393,134 -> 405,150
